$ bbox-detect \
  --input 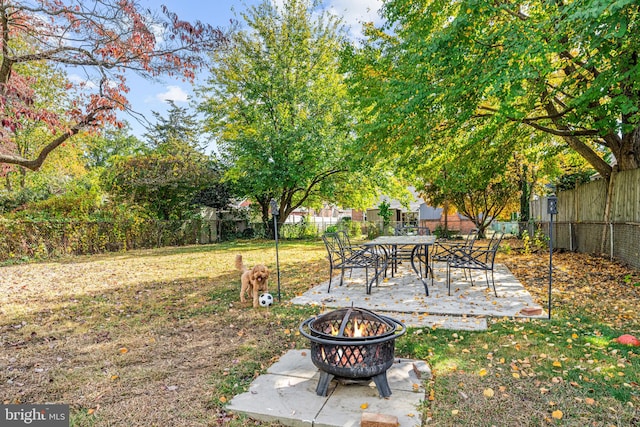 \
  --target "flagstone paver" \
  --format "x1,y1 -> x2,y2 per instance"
291,262 -> 544,330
